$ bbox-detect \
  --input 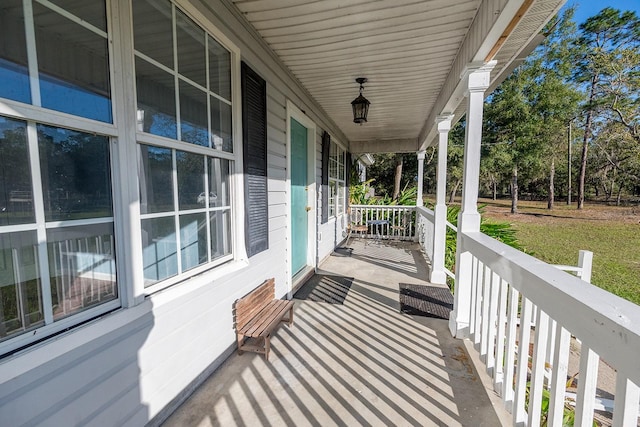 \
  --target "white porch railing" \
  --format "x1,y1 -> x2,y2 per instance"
416,206 -> 435,260
461,232 -> 640,426
416,206 -> 456,280
416,207 -> 638,424
349,205 -> 415,240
